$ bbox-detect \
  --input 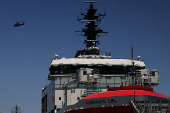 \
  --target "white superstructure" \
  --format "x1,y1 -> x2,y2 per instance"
41,56 -> 159,113
51,58 -> 145,67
